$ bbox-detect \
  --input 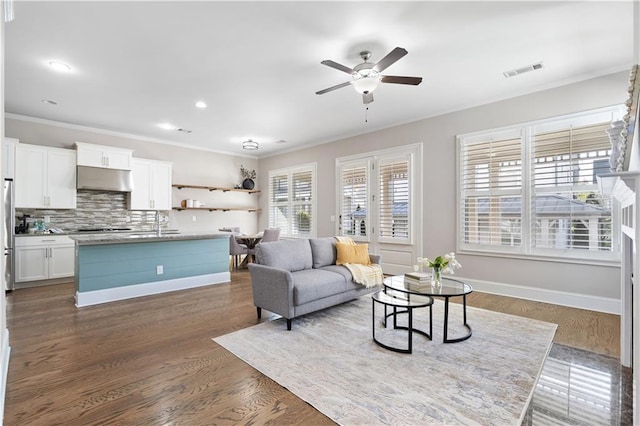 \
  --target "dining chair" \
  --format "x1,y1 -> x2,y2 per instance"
248,228 -> 280,258
229,236 -> 249,269
261,228 -> 281,243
